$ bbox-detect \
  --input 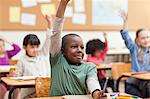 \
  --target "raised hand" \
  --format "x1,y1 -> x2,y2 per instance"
44,14 -> 52,29
119,10 -> 128,30
103,32 -> 107,38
